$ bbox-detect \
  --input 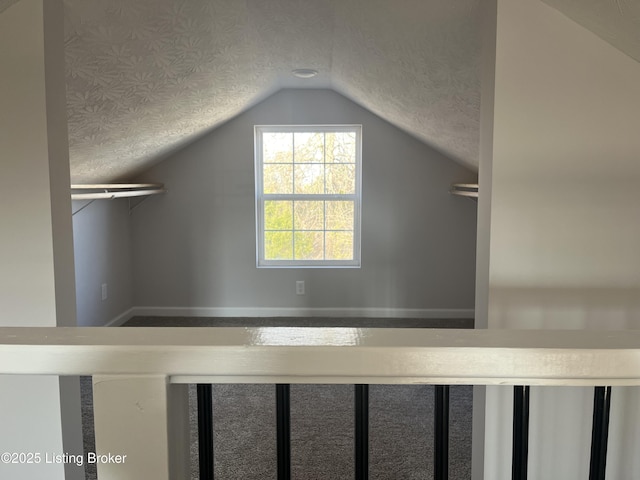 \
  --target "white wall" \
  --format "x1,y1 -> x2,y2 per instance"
472,0 -> 497,477
132,89 -> 477,316
0,1 -> 83,478
1,2 -> 57,323
483,0 -> 640,477
72,199 -> 133,326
